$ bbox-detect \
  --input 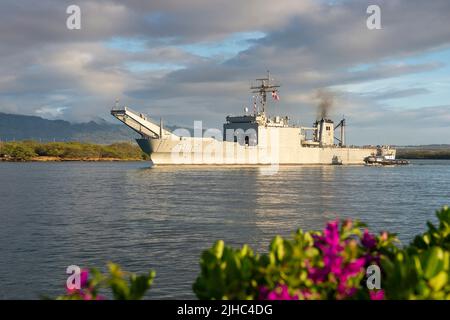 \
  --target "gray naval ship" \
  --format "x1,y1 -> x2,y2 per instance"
111,73 -> 395,165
